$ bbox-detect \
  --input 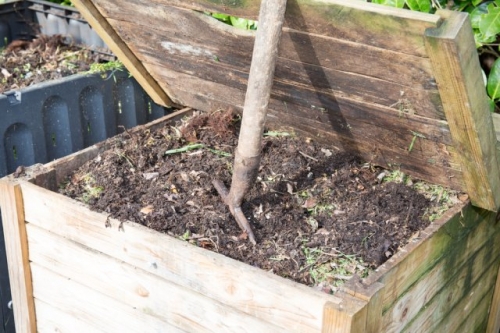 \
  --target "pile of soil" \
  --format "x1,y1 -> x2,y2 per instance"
60,109 -> 458,292
1,34 -> 105,93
